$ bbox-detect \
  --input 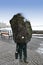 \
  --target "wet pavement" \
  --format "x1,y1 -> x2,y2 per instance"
0,35 -> 43,65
